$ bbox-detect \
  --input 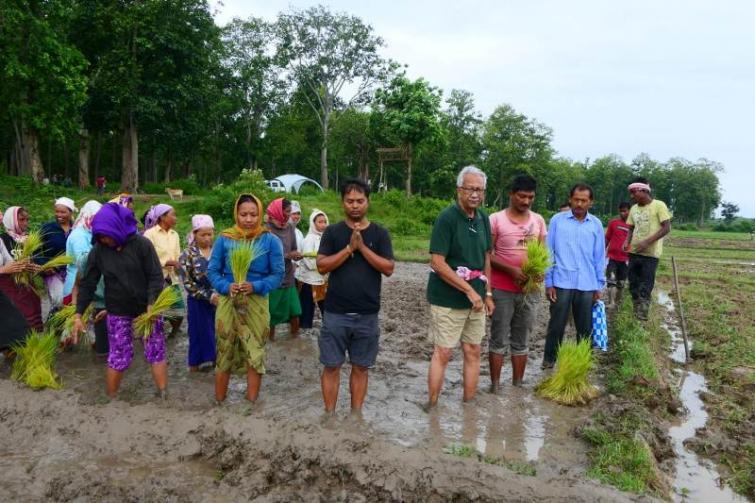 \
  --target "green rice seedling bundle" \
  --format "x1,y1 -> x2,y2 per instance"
48,303 -> 96,344
39,253 -> 74,272
11,230 -> 43,288
11,330 -> 61,390
521,240 -> 551,293
230,239 -> 262,283
535,339 -> 598,406
218,240 -> 263,329
301,251 -> 318,258
132,286 -> 181,339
